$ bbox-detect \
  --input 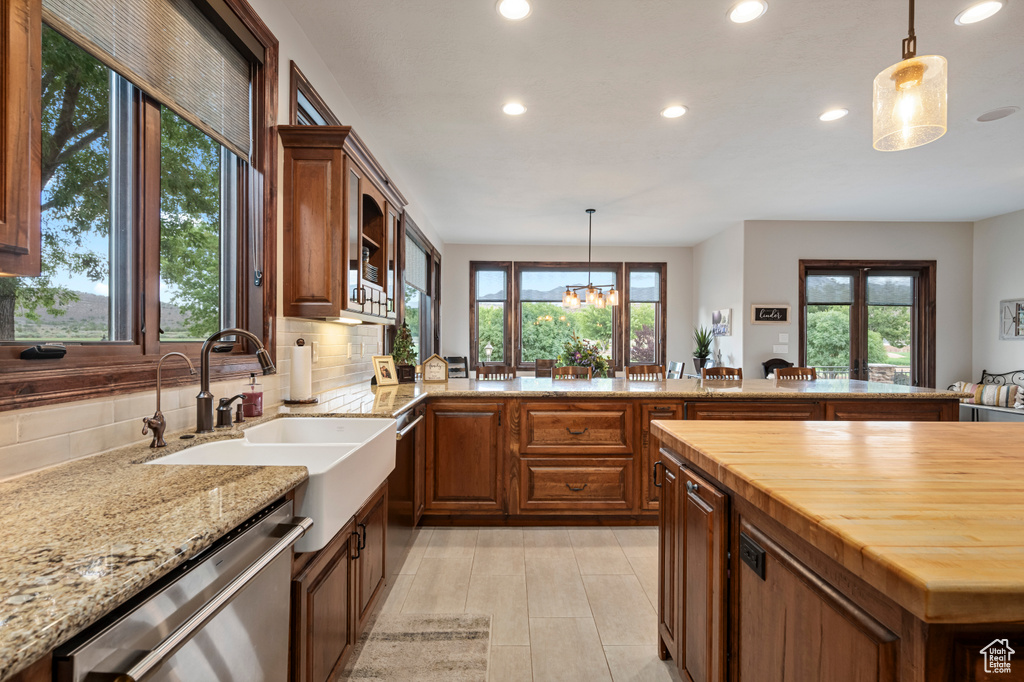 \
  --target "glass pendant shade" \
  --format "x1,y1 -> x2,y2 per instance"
873,55 -> 947,151
562,288 -> 573,307
586,287 -> 598,305
594,292 -> 606,309
606,288 -> 619,306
